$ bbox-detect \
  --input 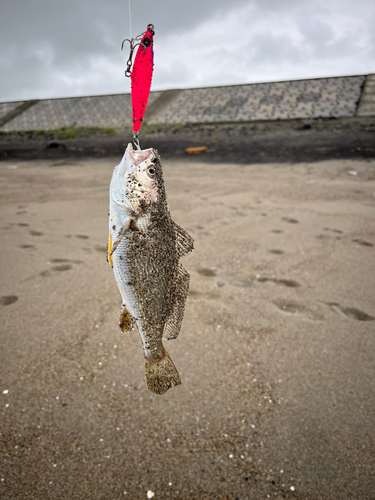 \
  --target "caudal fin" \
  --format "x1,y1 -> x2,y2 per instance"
145,351 -> 181,395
